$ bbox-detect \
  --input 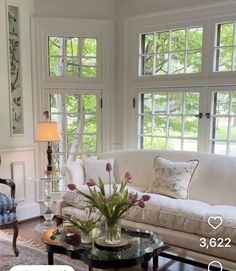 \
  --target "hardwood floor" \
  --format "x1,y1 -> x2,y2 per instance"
1,217 -> 205,271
